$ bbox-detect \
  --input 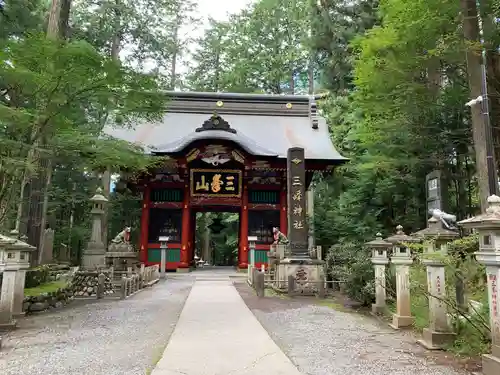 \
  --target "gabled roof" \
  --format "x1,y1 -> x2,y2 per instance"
104,91 -> 347,162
